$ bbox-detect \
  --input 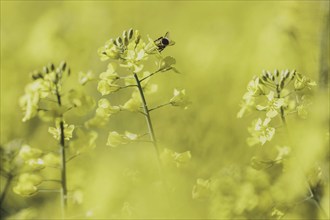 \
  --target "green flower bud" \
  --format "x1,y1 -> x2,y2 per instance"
116,37 -> 123,46
42,66 -> 49,74
128,28 -> 134,40
60,61 -> 67,71
50,63 -> 55,71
